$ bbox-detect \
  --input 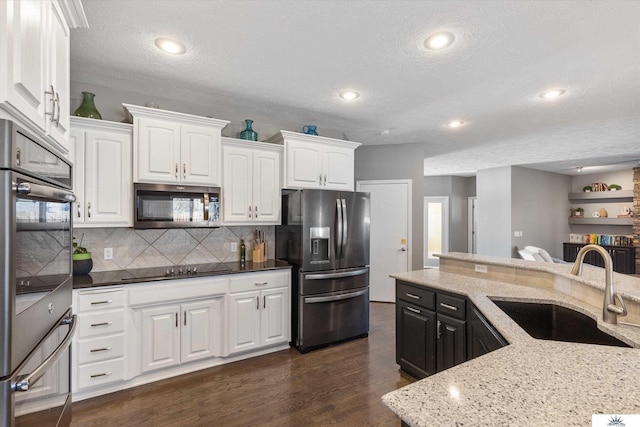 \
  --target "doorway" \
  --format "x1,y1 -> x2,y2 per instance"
423,196 -> 449,268
356,179 -> 411,303
468,197 -> 477,254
